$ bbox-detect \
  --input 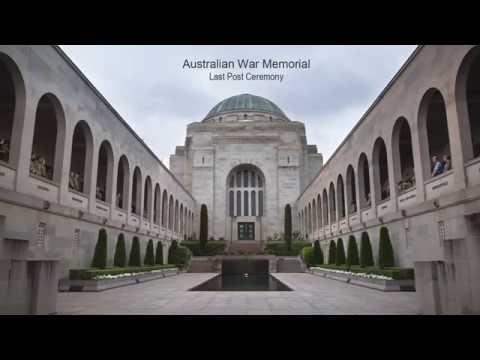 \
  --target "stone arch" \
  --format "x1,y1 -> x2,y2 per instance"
131,166 -> 142,215
392,117 -> 415,192
372,137 -> 390,202
226,164 -> 265,218
116,155 -> 130,210
329,182 -> 336,223
358,152 -> 371,209
161,190 -> 168,227
143,175 -> 152,220
346,164 -> 357,214
337,174 -> 346,219
153,184 -> 161,224
96,140 -> 114,203
69,120 -> 93,194
322,189 -> 329,225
